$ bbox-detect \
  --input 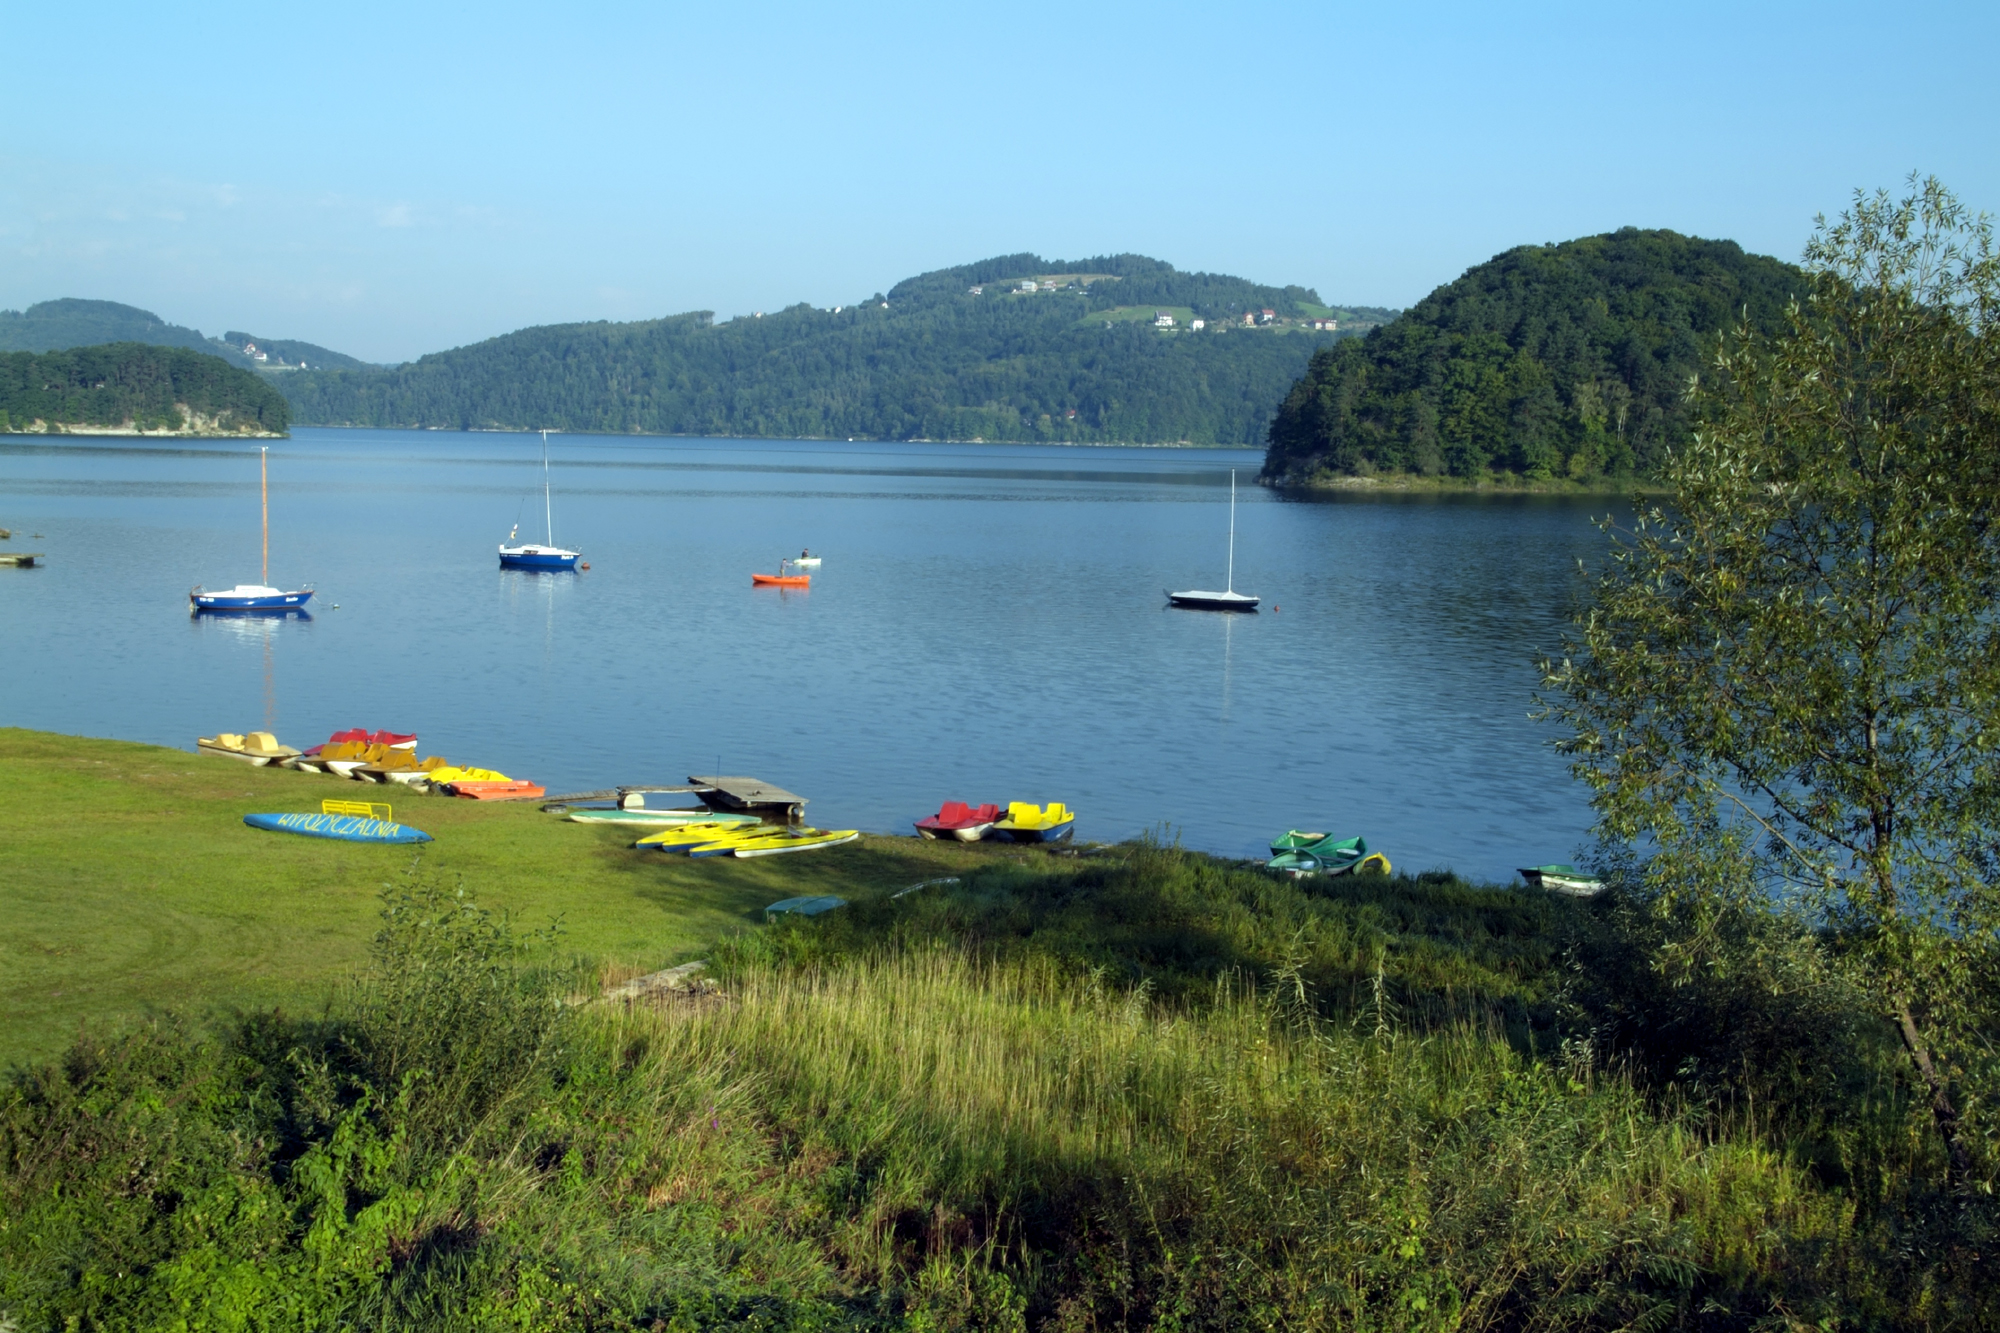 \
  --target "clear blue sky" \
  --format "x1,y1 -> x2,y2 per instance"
3,0 -> 1993,363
